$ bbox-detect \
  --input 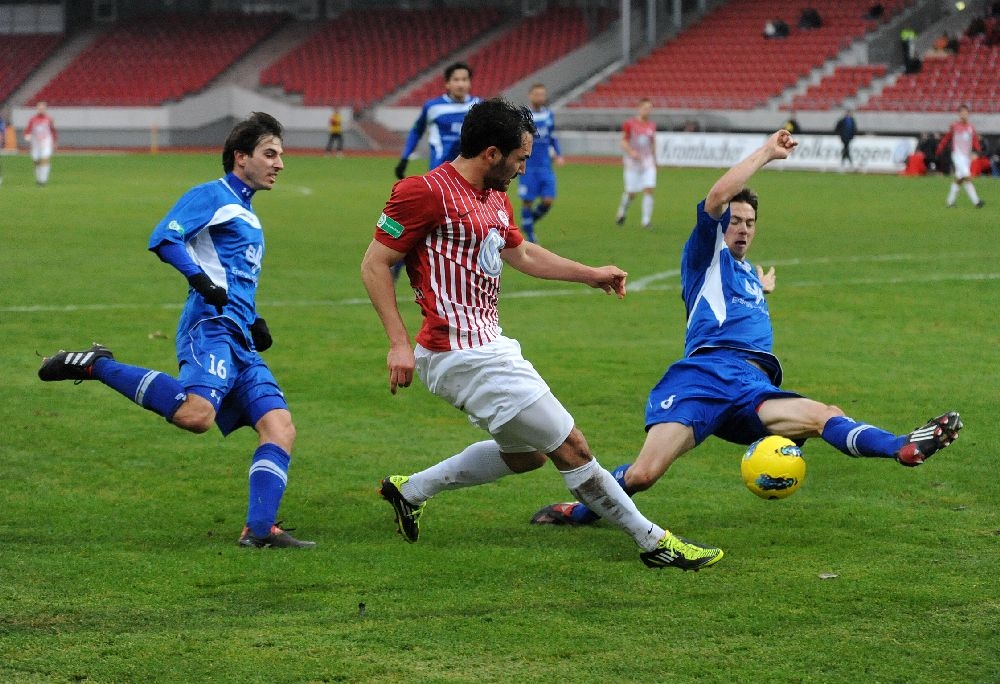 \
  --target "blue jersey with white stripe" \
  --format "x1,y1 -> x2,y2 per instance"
525,106 -> 561,173
148,173 -> 262,340
402,94 -> 481,170
681,200 -> 778,374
